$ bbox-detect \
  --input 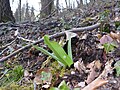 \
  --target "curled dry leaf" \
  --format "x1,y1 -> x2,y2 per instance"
100,60 -> 113,78
110,32 -> 119,40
